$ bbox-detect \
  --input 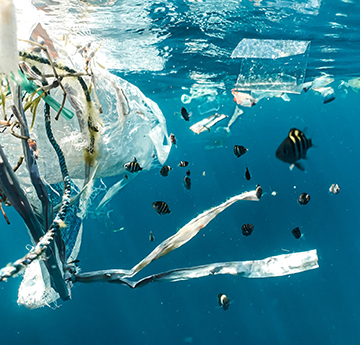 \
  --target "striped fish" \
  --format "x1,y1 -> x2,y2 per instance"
233,145 -> 247,158
275,128 -> 312,171
152,201 -> 171,215
124,157 -> 143,173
